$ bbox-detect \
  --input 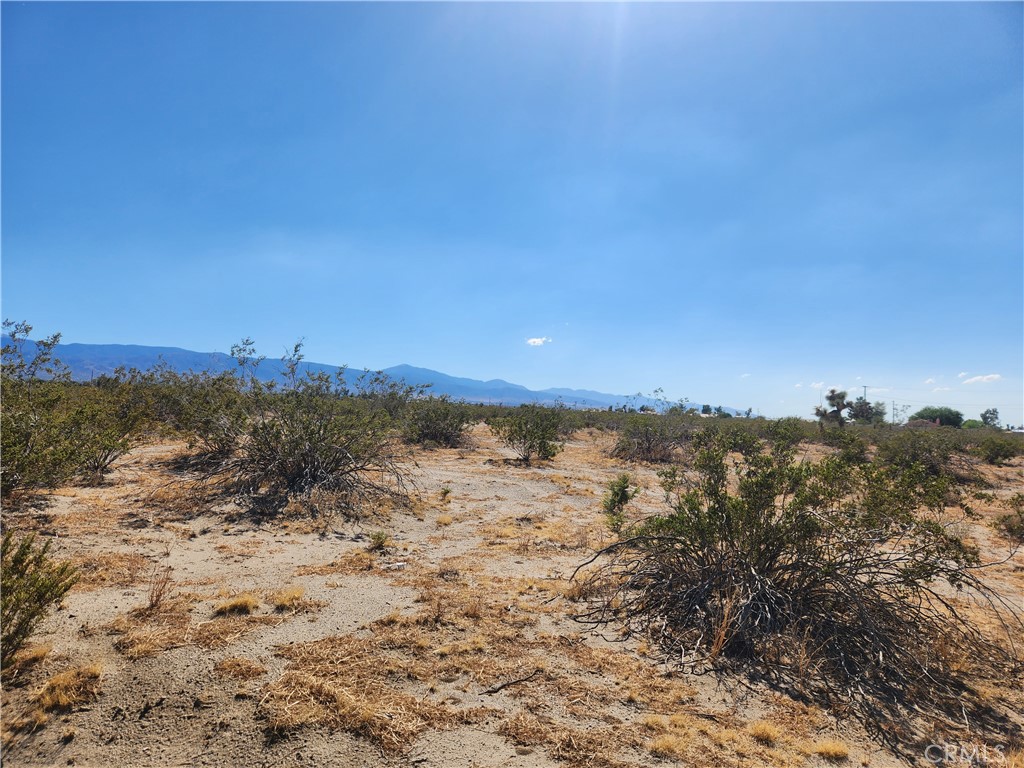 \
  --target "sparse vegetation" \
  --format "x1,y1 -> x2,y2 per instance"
213,593 -> 260,616
574,427 -> 1022,751
610,414 -> 679,463
487,404 -> 565,464
403,396 -> 472,448
602,473 -> 639,533
1,532 -> 79,671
